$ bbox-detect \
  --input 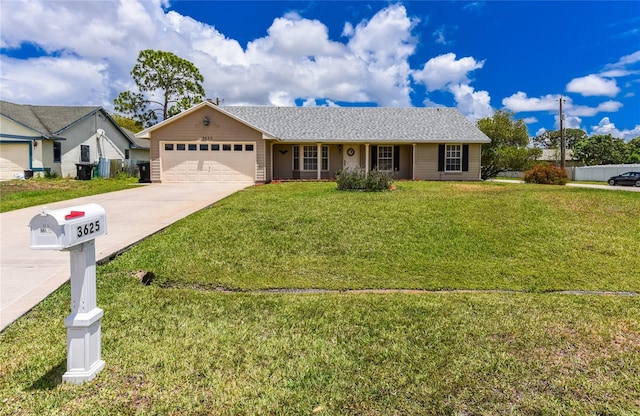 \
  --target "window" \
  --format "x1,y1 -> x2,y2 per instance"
234,144 -> 243,151
125,149 -> 130,159
188,144 -> 197,151
445,144 -> 462,172
322,145 -> 329,171
80,145 -> 90,162
177,144 -> 186,151
303,146 -> 317,171
223,144 -> 231,151
293,146 -> 299,170
53,142 -> 61,163
378,146 -> 393,171
165,143 -> 174,151
295,145 -> 329,171
200,144 -> 209,151
211,144 -> 220,151
245,144 -> 254,151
